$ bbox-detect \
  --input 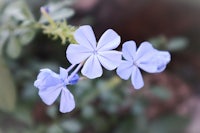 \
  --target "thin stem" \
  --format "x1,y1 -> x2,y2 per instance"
66,64 -> 76,73
40,7 -> 56,27
67,62 -> 83,81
